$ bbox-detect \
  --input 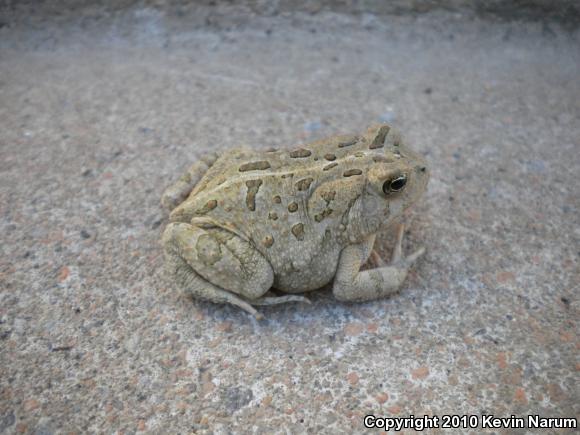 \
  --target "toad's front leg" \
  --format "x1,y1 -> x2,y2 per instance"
332,224 -> 425,302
